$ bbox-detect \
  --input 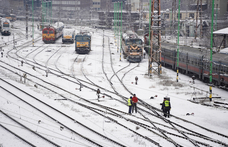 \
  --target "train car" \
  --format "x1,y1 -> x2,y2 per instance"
122,30 -> 143,63
62,27 -> 75,43
75,31 -> 91,54
156,40 -> 228,88
42,22 -> 64,43
0,18 -> 11,36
